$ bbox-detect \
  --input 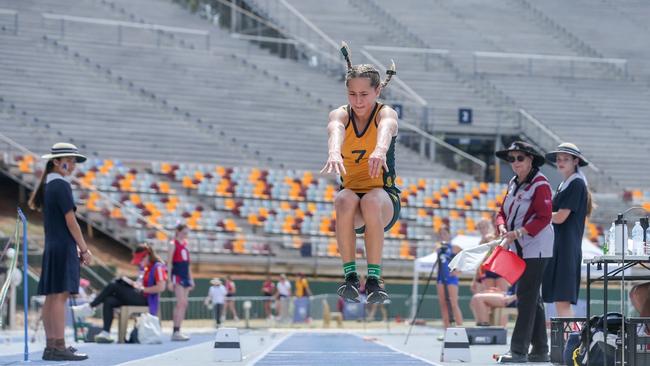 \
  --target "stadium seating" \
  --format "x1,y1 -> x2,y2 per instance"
630,190 -> 650,213
2,0 -> 629,261
5,153 -> 509,259
530,0 -> 650,77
